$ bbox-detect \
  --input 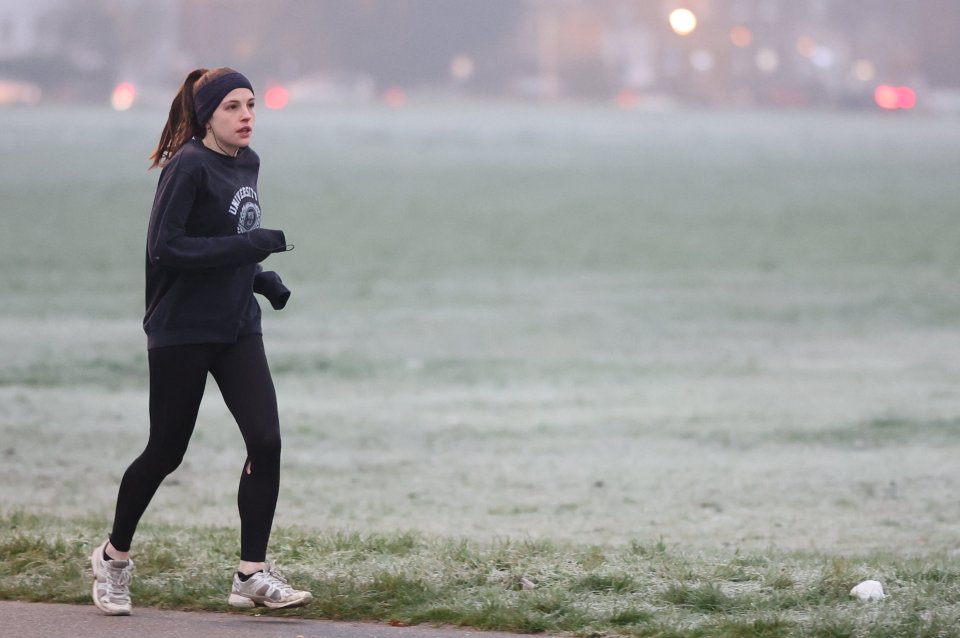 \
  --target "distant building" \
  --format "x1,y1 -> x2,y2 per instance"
0,0 -> 63,60
514,0 -> 942,107
1,0 -> 955,107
